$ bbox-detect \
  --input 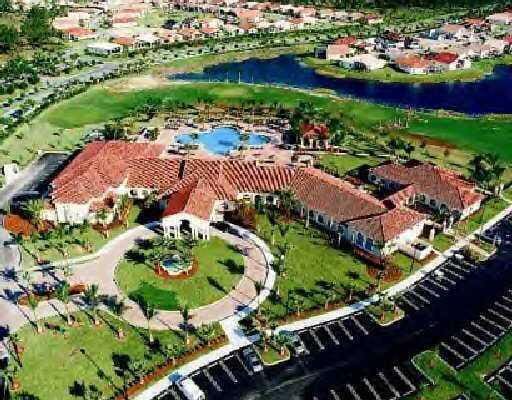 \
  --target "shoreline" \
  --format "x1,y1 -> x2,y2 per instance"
301,54 -> 512,84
